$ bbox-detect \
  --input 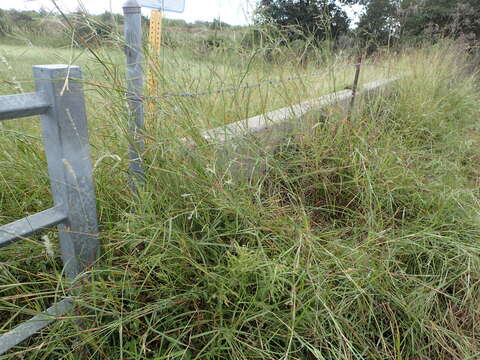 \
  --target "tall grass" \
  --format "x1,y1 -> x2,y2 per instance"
0,23 -> 479,360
